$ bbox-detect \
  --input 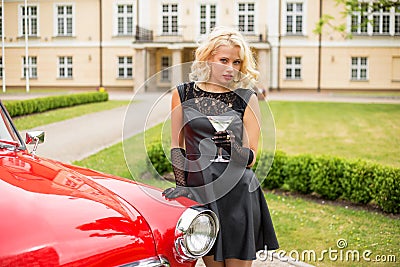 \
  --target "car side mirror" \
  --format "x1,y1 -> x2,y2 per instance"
25,131 -> 45,155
